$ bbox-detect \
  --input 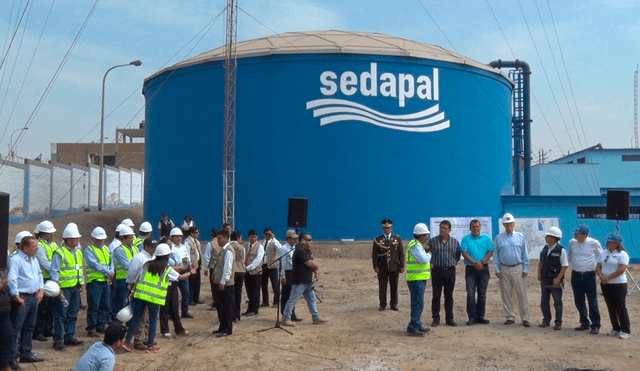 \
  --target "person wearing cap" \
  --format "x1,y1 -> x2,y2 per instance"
281,232 -> 329,328
568,224 -> 602,334
279,230 -> 302,321
404,223 -> 432,337
537,227 -> 568,330
8,236 -> 45,366
203,228 -> 220,311
125,243 -> 195,353
211,230 -> 236,337
493,213 -> 531,327
242,230 -> 264,316
229,231 -> 246,322
33,220 -> 58,342
372,219 -> 405,312
596,234 -> 631,339
461,219 -> 493,326
260,228 -> 281,308
428,220 -> 461,327
160,237 -> 189,338
127,238 -> 158,350
84,227 -> 115,338
74,323 -> 127,371
158,214 -> 175,238
184,226 -> 203,306
110,226 -> 138,325
50,223 -> 85,351
169,227 -> 192,318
